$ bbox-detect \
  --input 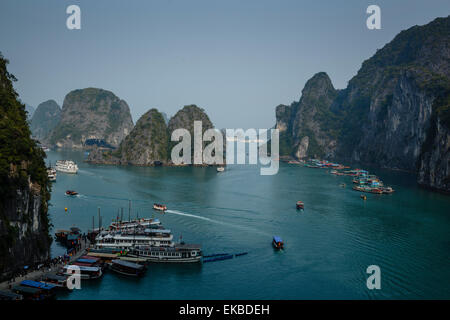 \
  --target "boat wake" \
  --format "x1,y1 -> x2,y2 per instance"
165,209 -> 270,237
165,209 -> 218,223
